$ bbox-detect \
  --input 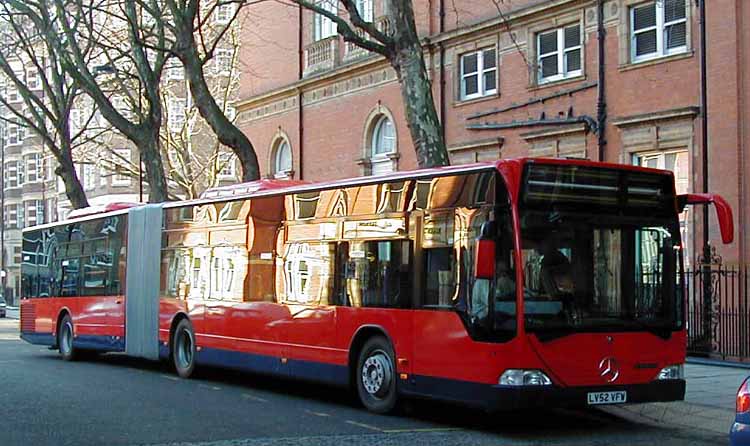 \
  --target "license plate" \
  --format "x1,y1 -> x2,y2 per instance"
587,391 -> 627,405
